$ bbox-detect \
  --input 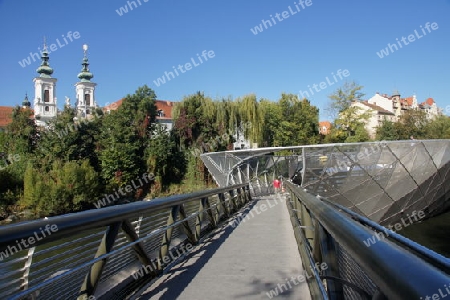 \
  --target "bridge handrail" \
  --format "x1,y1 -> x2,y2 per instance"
320,196 -> 450,273
285,180 -> 450,299
0,182 -> 248,251
0,182 -> 251,299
